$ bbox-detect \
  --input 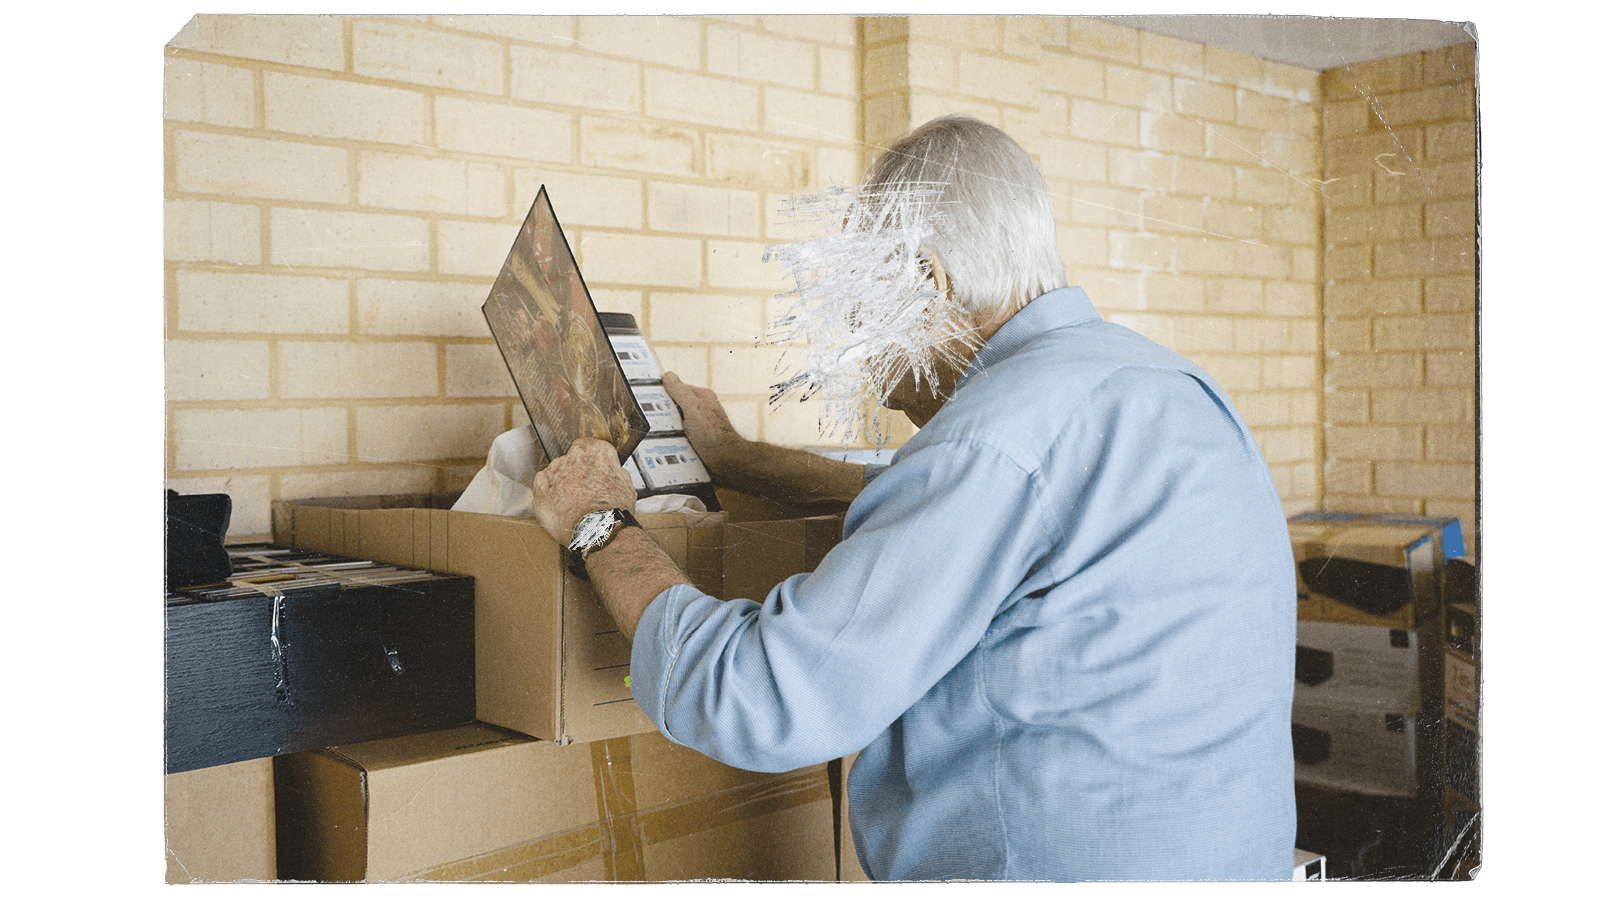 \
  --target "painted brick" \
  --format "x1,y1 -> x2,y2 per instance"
1260,133 -> 1318,177
164,58 -> 255,128
1204,44 -> 1264,91
1380,83 -> 1474,127
862,15 -> 909,46
263,72 -> 427,145
1292,248 -> 1318,282
437,219 -> 515,278
708,240 -> 787,291
1324,460 -> 1373,495
649,182 -> 762,238
166,200 -> 262,265
1261,354 -> 1317,389
1370,388 -> 1473,425
358,153 -> 505,217
1202,199 -> 1261,240
1067,183 -> 1140,228
762,14 -> 856,47
1108,149 -> 1174,192
1425,122 -> 1476,160
1324,279 -> 1421,317
356,403 -> 506,463
1166,315 -> 1233,353
1327,425 -> 1423,461
1263,61 -> 1318,102
1138,30 -> 1204,78
1263,207 -> 1316,245
709,345 -> 789,395
1138,111 -> 1204,157
1203,278 -> 1264,314
1057,225 -> 1109,267
1326,204 -> 1422,246
909,15 -> 1001,49
1324,317 -> 1370,353
649,292 -> 764,343
176,270 -> 349,335
1237,91 -> 1291,133
1324,244 -> 1372,281
168,14 -> 345,71
1068,18 -> 1139,65
818,44 -> 859,96
1041,137 -> 1108,182
1425,198 -> 1475,239
1204,122 -> 1263,165
708,25 -> 815,89
1324,349 -> 1414,387
436,96 -> 575,163
766,87 -> 859,141
1424,424 -> 1475,462
590,289 -> 644,322
1107,231 -> 1173,271
427,14 -> 576,45
1426,350 -> 1475,388
1172,157 -> 1234,200
579,117 -> 699,178
1001,15 -> 1044,57
1374,237 -> 1474,278
165,340 -> 272,401
814,147 -> 864,187
1074,269 -> 1136,311
762,397 -> 840,448
707,134 -> 811,191
1069,99 -> 1139,147
1233,318 -> 1293,354
1042,52 -> 1104,100
445,343 -> 517,397
1255,428 -> 1315,464
1329,53 -> 1422,99
1290,100 -> 1320,139
863,90 -> 910,147
1424,276 -> 1476,313
358,279 -> 492,337
578,232 -> 701,288
1423,43 -> 1476,85
515,171 -> 642,230
1325,126 -> 1423,177
1233,391 -> 1293,427
173,131 -> 349,203
1322,169 -> 1372,209
1235,241 -> 1294,279
1264,281 -> 1318,318
650,344 -> 710,387
1140,193 -> 1205,235
1142,273 -> 1206,312
1290,320 -> 1320,354
908,95 -> 1001,133
577,16 -> 703,70
1107,62 -> 1171,111
277,341 -> 439,399
959,51 -> 1038,103
1191,353 -> 1261,391
166,474 -> 274,537
1374,159 -> 1475,205
646,69 -> 760,131
173,407 -> 349,471
510,45 -> 640,114
272,209 -> 430,272
1375,461 -> 1473,500
1170,235 -> 1234,275
1174,77 -> 1234,122
1325,390 -> 1369,425
352,19 -> 503,94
